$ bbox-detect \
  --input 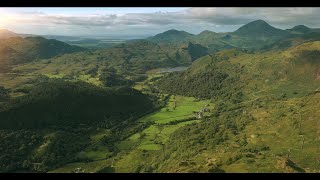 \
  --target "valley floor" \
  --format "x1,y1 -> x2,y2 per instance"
49,94 -> 211,173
